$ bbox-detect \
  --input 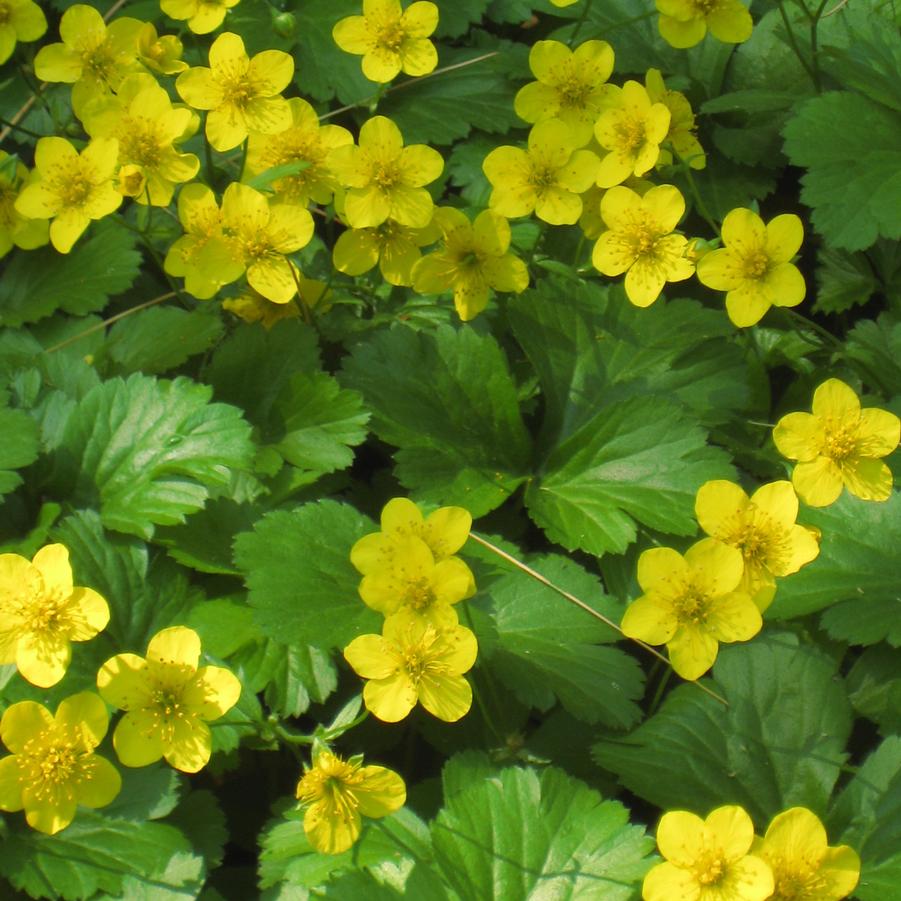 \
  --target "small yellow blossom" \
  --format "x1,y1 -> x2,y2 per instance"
333,0 -> 438,83
243,98 -> 353,206
329,115 -> 444,228
223,277 -> 331,327
344,608 -> 478,722
176,32 -> 293,151
515,40 -> 615,147
295,750 -> 406,855
695,480 -> 820,611
773,378 -> 900,507
220,182 -> 314,303
696,208 -> 806,327
621,538 -> 761,680
0,544 -> 109,688
164,183 -> 244,299
643,806 -> 774,901
97,625 -> 241,773
594,80 -> 671,188
351,497 -> 472,574
0,693 -> 121,835
754,808 -> 860,901
136,22 -> 187,75
0,0 -> 46,65
549,0 -> 579,6
591,183 -> 694,307
33,5 -> 143,116
412,207 -> 529,320
160,0 -> 241,35
483,119 -> 599,225
645,68 -> 706,170
656,0 -> 753,49
332,218 -> 439,286
0,153 -> 49,257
